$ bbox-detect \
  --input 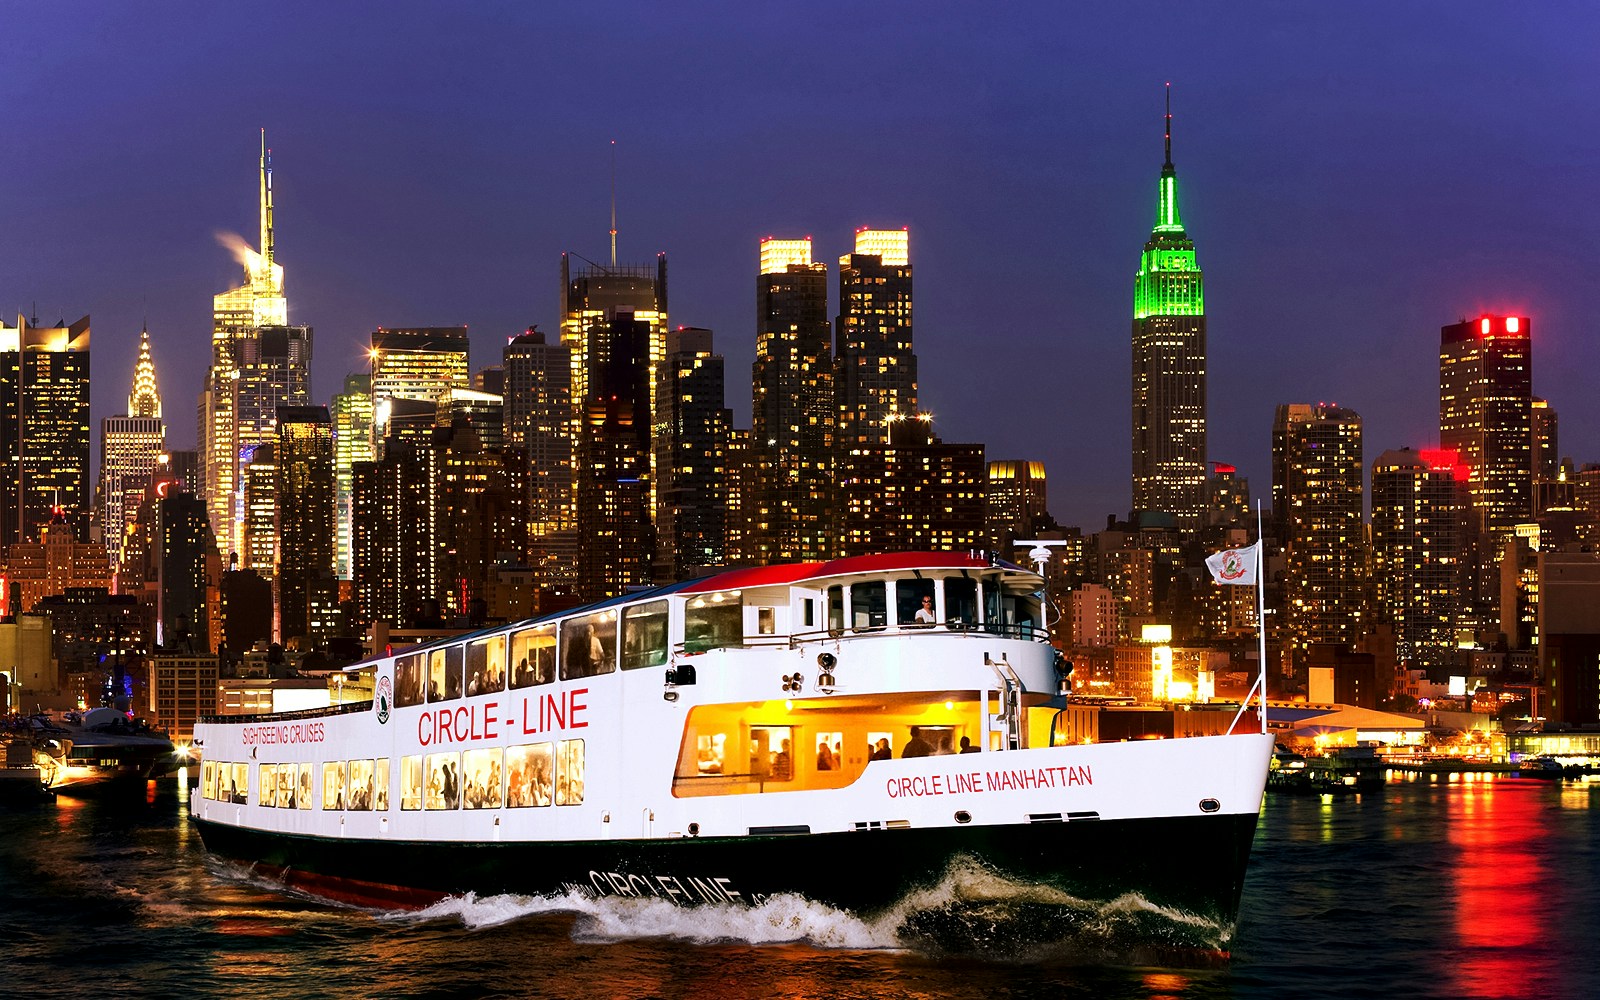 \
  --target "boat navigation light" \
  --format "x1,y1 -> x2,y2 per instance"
817,653 -> 836,669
